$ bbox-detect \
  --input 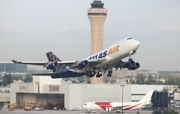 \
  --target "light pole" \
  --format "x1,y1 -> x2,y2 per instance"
120,85 -> 125,114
